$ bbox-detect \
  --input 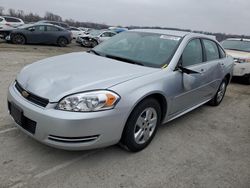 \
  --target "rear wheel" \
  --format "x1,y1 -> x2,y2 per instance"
12,34 -> 26,45
57,37 -> 68,47
208,78 -> 227,106
244,74 -> 250,85
91,40 -> 98,48
120,98 -> 161,152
